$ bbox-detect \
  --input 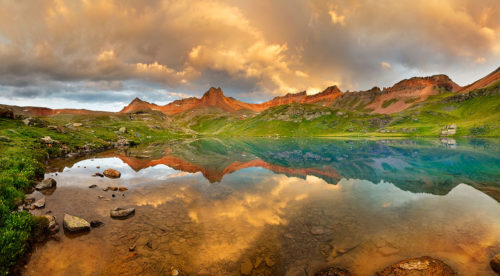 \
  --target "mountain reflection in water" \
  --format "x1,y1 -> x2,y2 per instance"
25,138 -> 500,275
